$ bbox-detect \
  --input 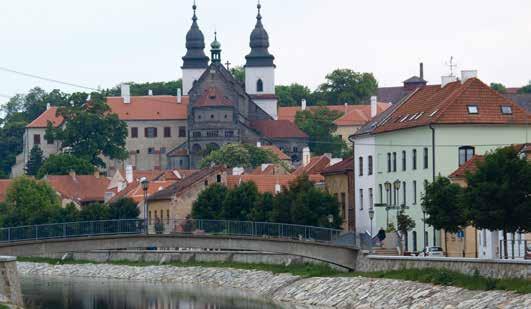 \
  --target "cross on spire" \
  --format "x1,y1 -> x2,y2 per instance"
225,61 -> 231,70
